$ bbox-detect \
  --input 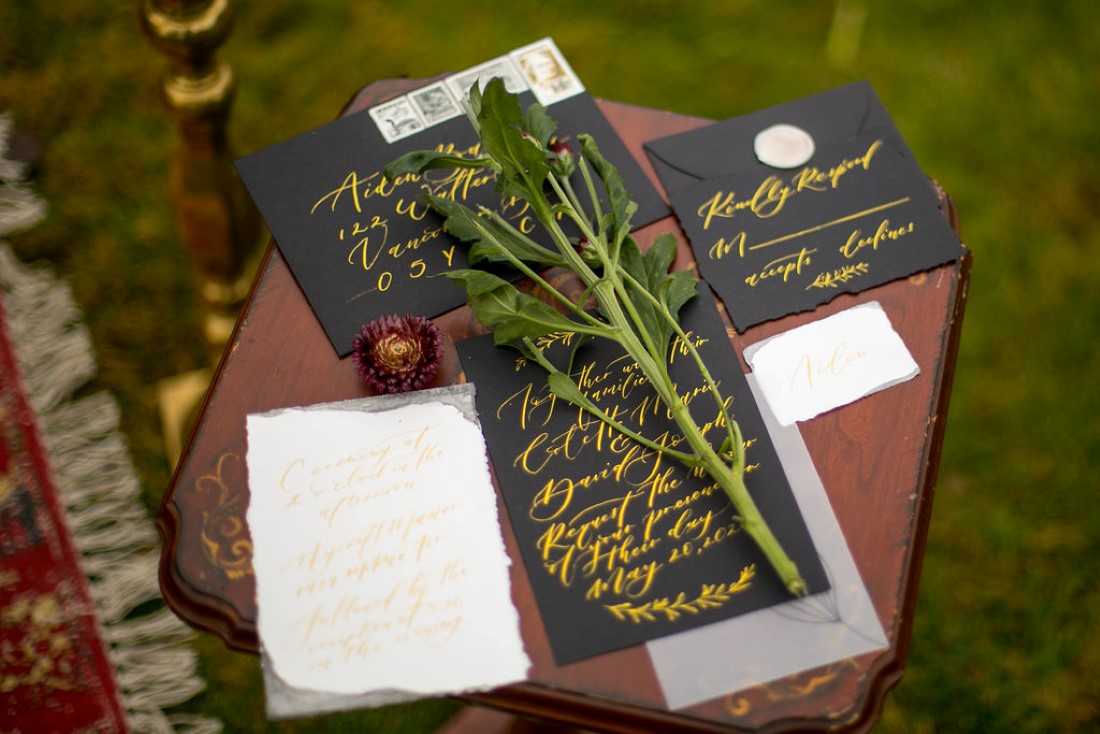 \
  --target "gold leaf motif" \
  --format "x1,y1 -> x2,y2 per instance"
806,262 -> 870,290
534,330 -> 577,351
604,565 -> 756,623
